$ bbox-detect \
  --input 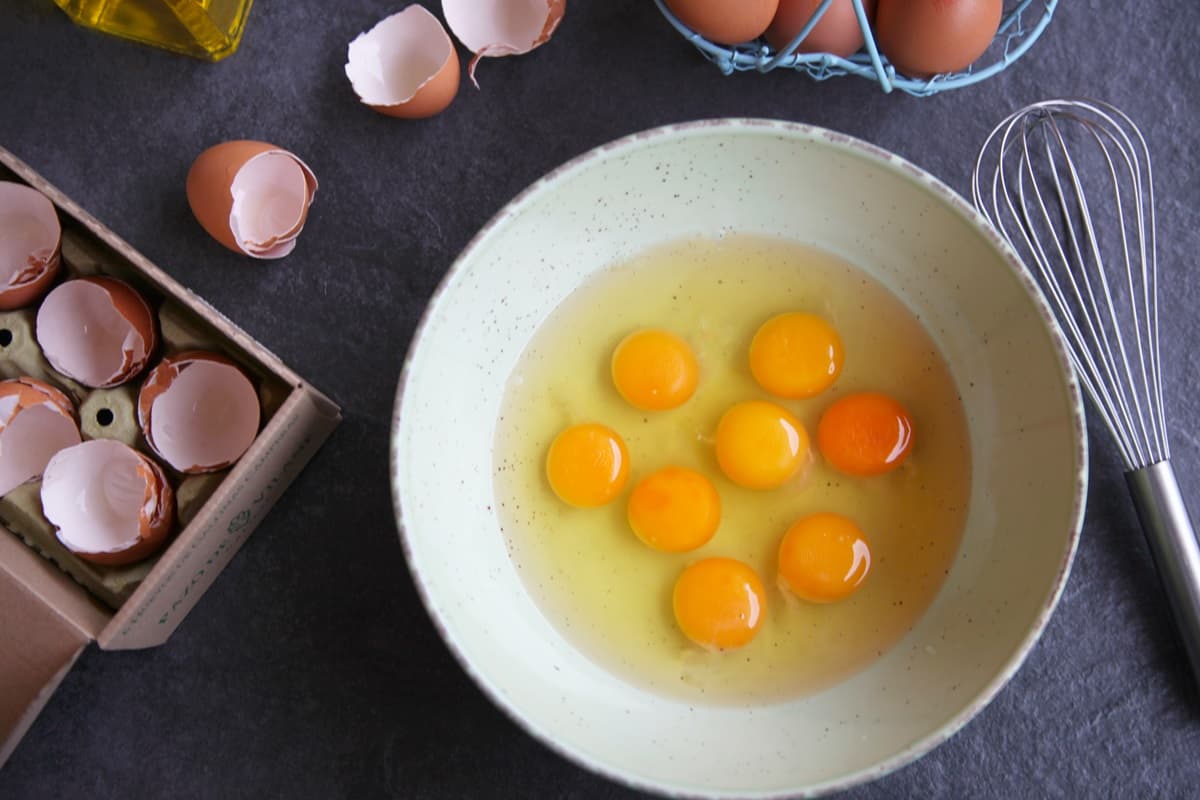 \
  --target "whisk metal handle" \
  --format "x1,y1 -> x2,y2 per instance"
1127,461 -> 1200,684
